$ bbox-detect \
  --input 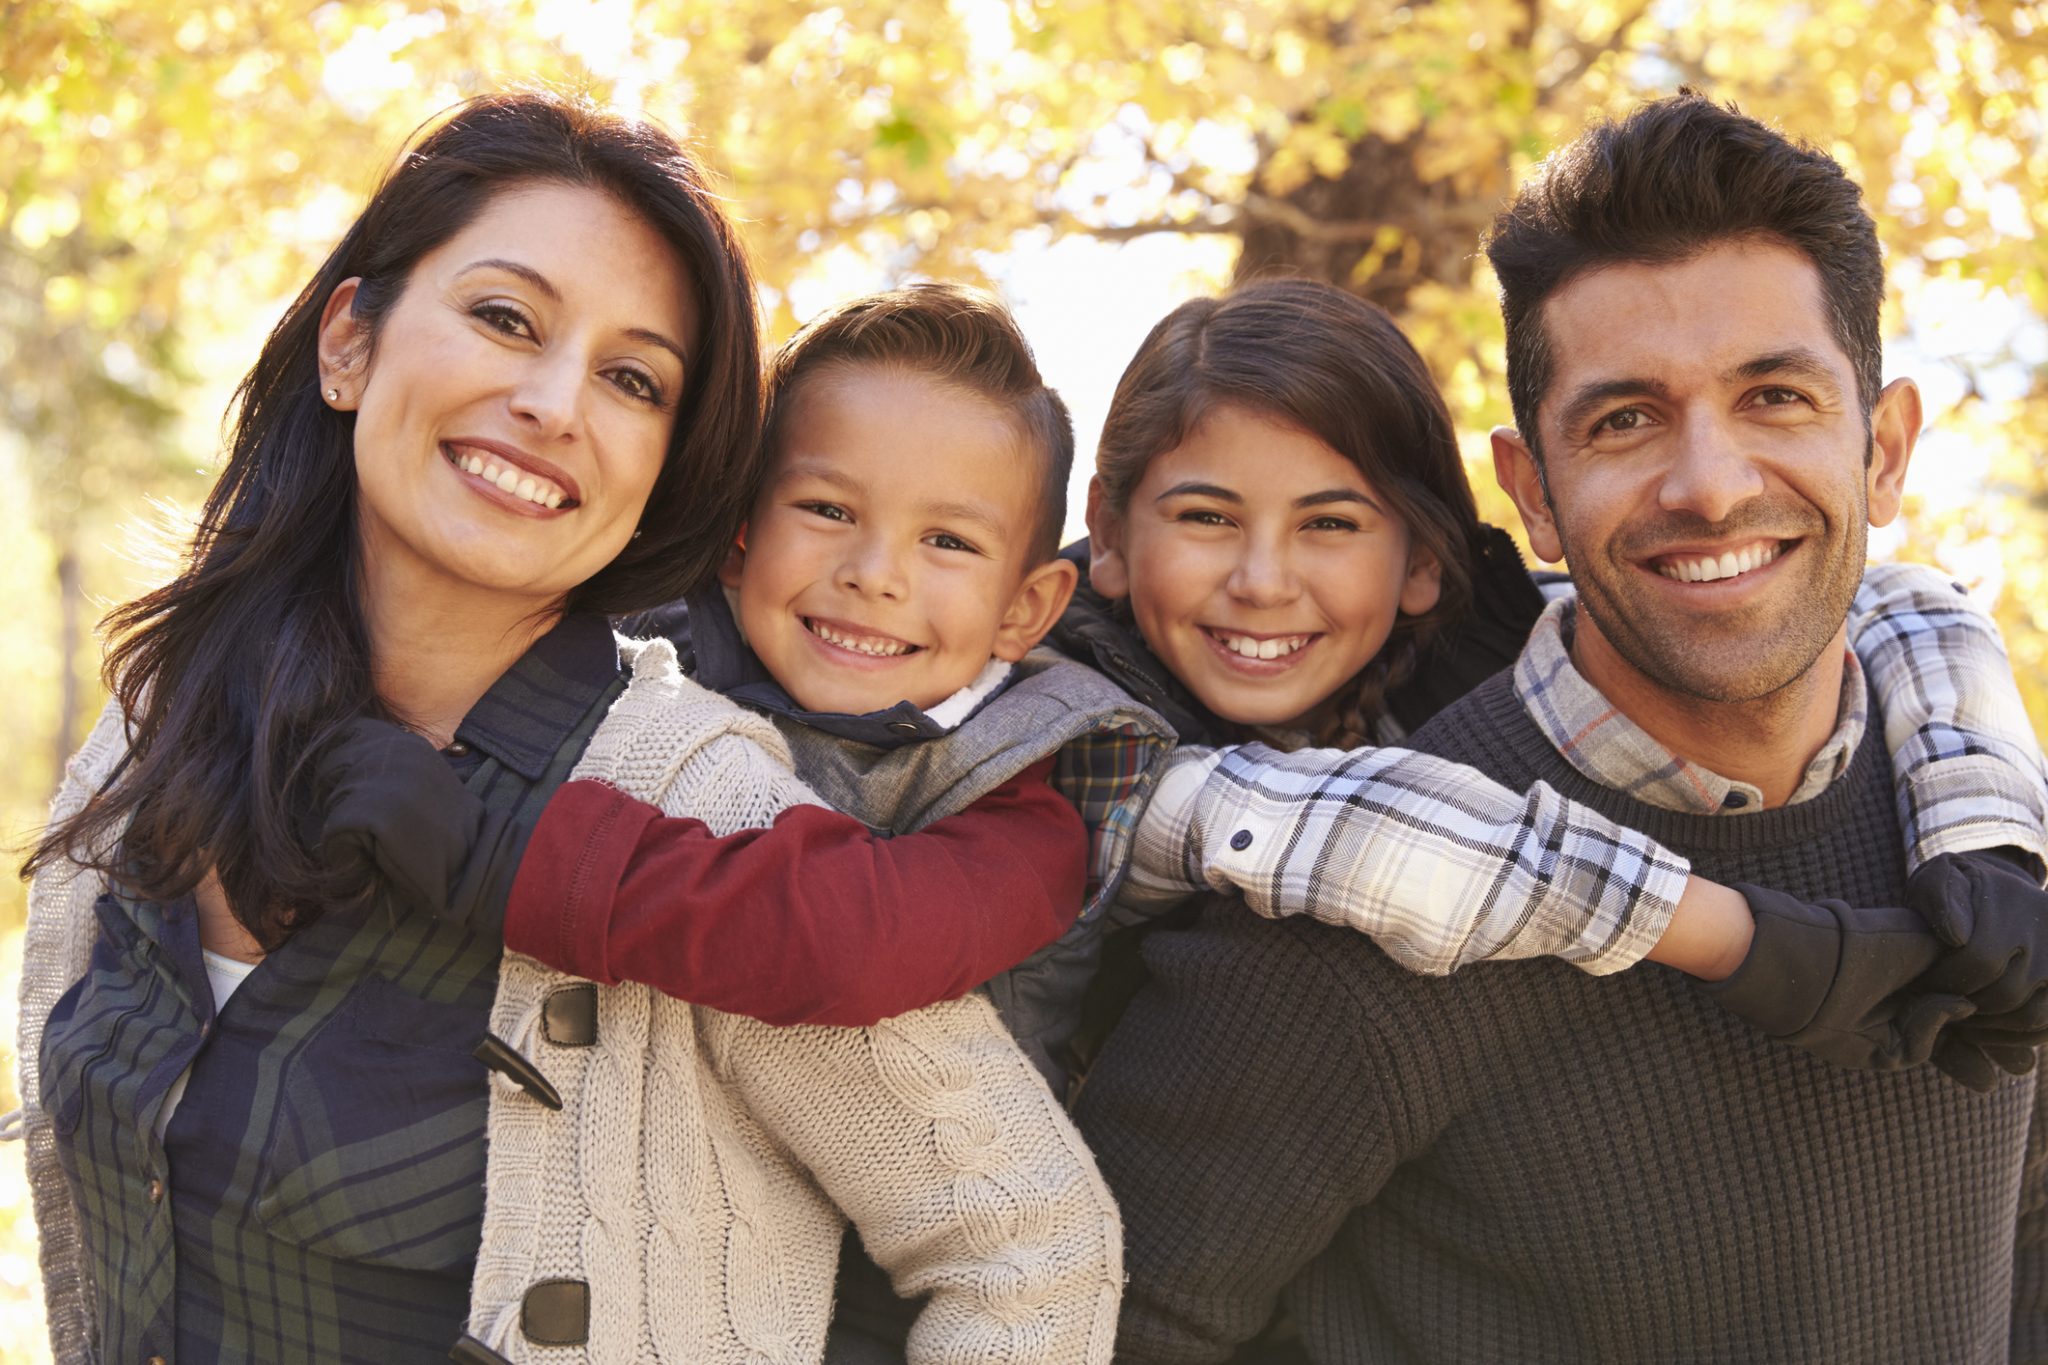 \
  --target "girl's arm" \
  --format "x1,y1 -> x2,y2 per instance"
1847,562 -> 2048,871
